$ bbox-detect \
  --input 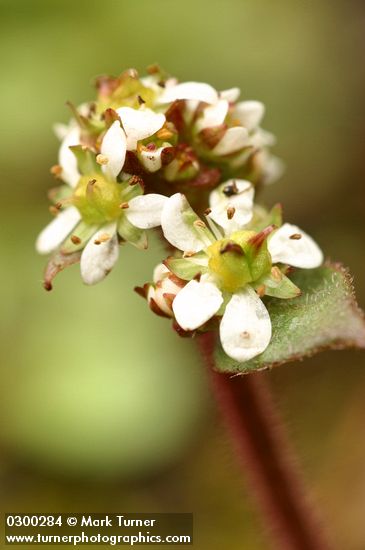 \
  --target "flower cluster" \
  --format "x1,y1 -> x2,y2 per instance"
37,66 -> 322,362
